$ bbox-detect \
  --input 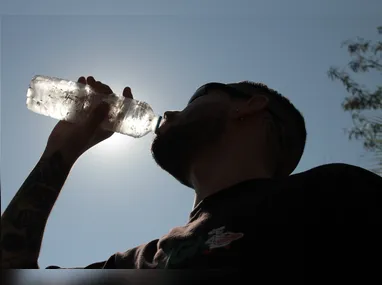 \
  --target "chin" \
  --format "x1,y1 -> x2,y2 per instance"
151,116 -> 225,189
151,131 -> 194,189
